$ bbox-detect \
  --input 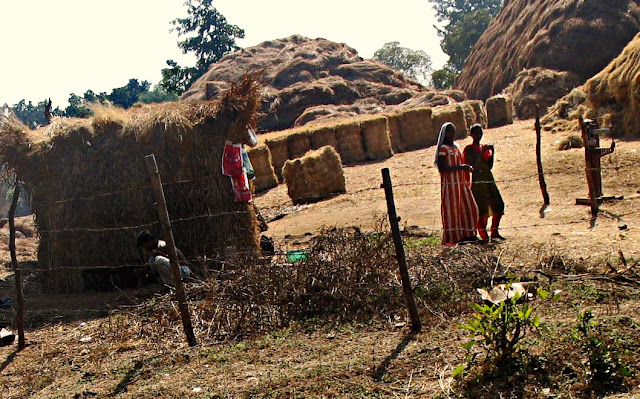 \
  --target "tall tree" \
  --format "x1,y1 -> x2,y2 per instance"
160,0 -> 245,95
430,0 -> 503,71
373,42 -> 433,84
108,79 -> 151,108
